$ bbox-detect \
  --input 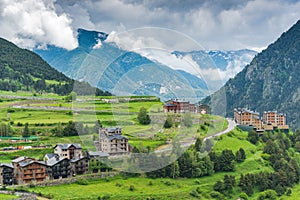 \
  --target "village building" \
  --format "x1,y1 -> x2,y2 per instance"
12,156 -> 48,184
94,127 -> 130,155
54,144 -> 83,160
46,155 -> 71,179
234,108 -> 289,131
0,163 -> 14,185
70,157 -> 89,175
163,100 -> 210,114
